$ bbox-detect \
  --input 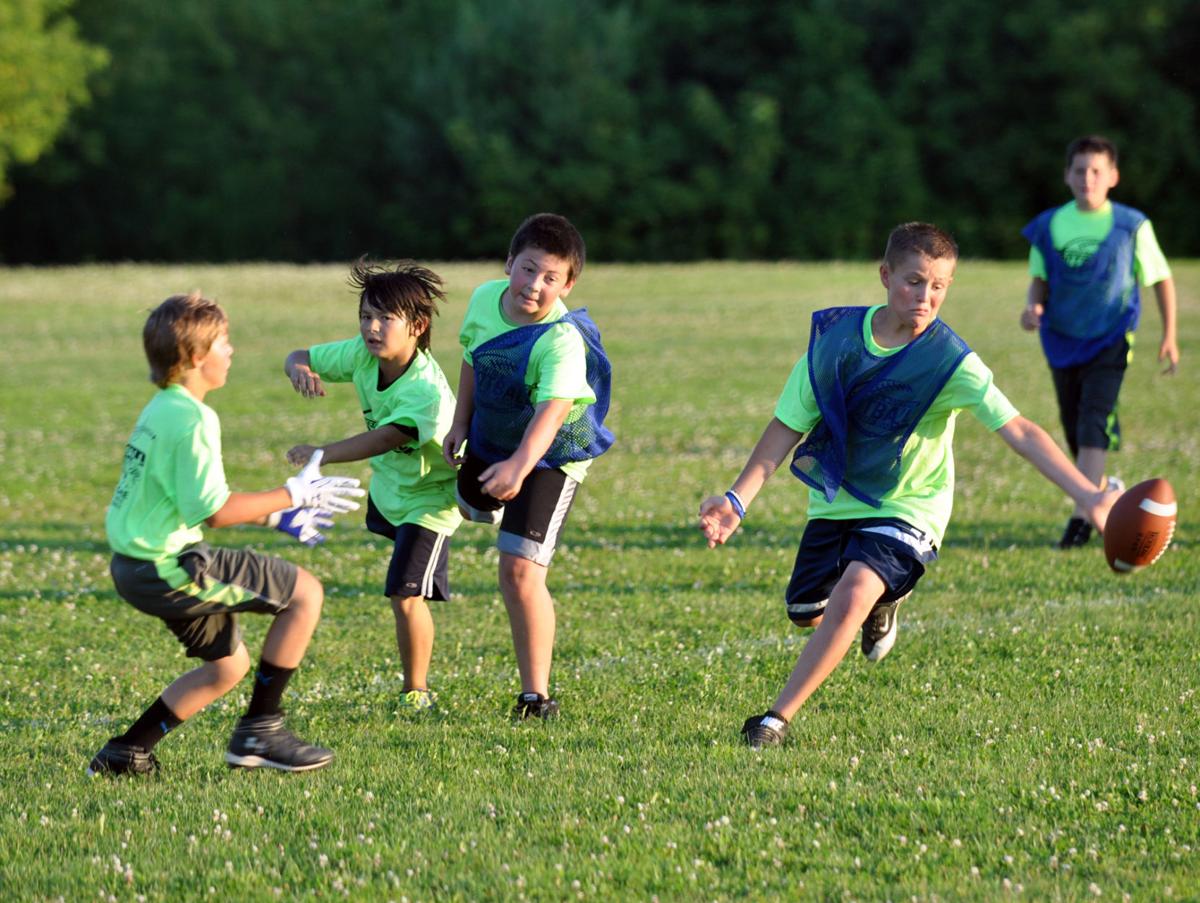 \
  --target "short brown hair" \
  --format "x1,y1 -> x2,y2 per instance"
350,258 -> 446,353
883,222 -> 959,270
1065,135 -> 1118,168
508,213 -> 586,282
143,291 -> 227,387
